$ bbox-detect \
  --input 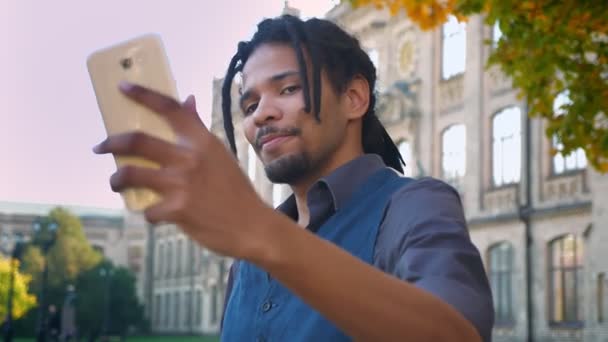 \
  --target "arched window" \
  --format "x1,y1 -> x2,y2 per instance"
176,239 -> 183,276
442,15 -> 467,79
492,22 -> 502,46
368,48 -> 379,70
174,292 -> 180,329
154,294 -> 161,326
211,284 -> 219,324
492,107 -> 521,186
196,290 -> 203,326
552,91 -> 587,174
441,124 -> 466,187
398,140 -> 413,177
549,234 -> 584,325
157,243 -> 164,278
488,242 -> 514,324
166,240 -> 172,277
164,292 -> 170,328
